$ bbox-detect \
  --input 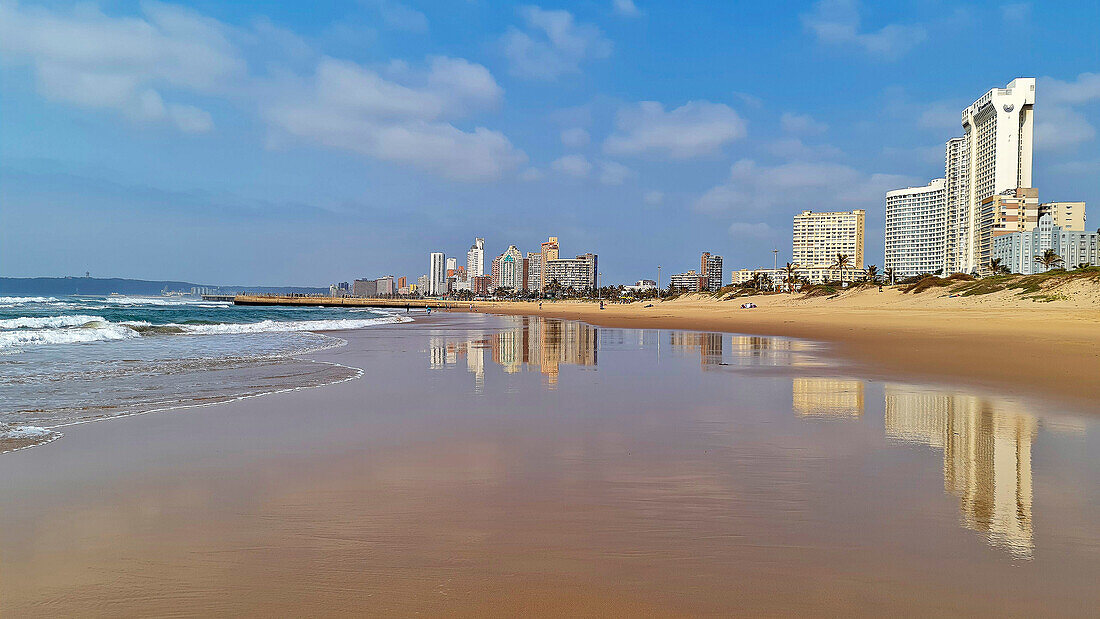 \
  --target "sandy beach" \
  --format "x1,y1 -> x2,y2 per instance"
473,286 -> 1100,409
2,312 -> 1098,616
